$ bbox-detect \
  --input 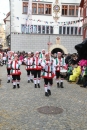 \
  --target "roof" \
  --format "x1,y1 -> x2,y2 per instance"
80,0 -> 84,7
3,12 -> 10,24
